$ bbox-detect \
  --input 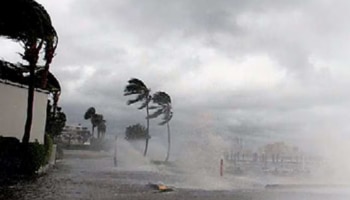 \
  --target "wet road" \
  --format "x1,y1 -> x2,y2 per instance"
1,150 -> 350,200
